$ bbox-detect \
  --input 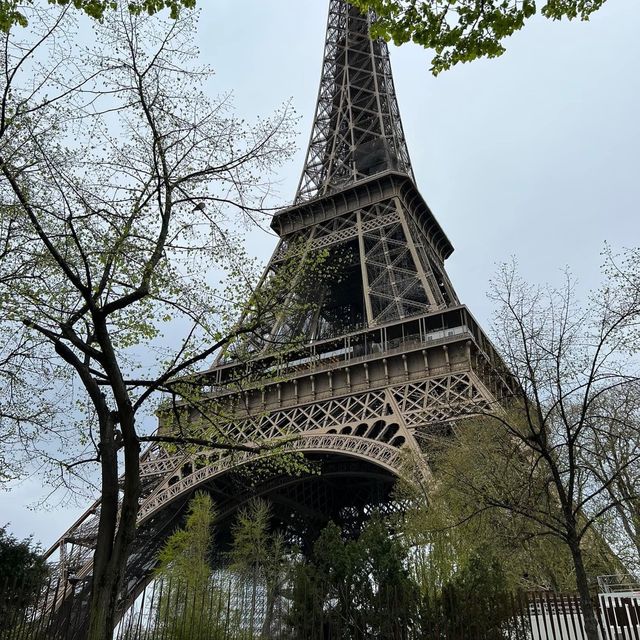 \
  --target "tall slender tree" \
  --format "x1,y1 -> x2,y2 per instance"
152,492 -> 235,640
228,498 -> 289,638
